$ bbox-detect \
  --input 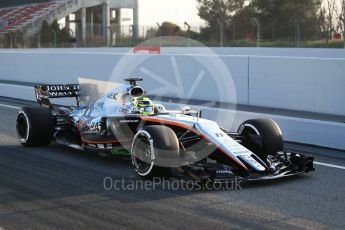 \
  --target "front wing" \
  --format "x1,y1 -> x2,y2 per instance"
179,151 -> 314,183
